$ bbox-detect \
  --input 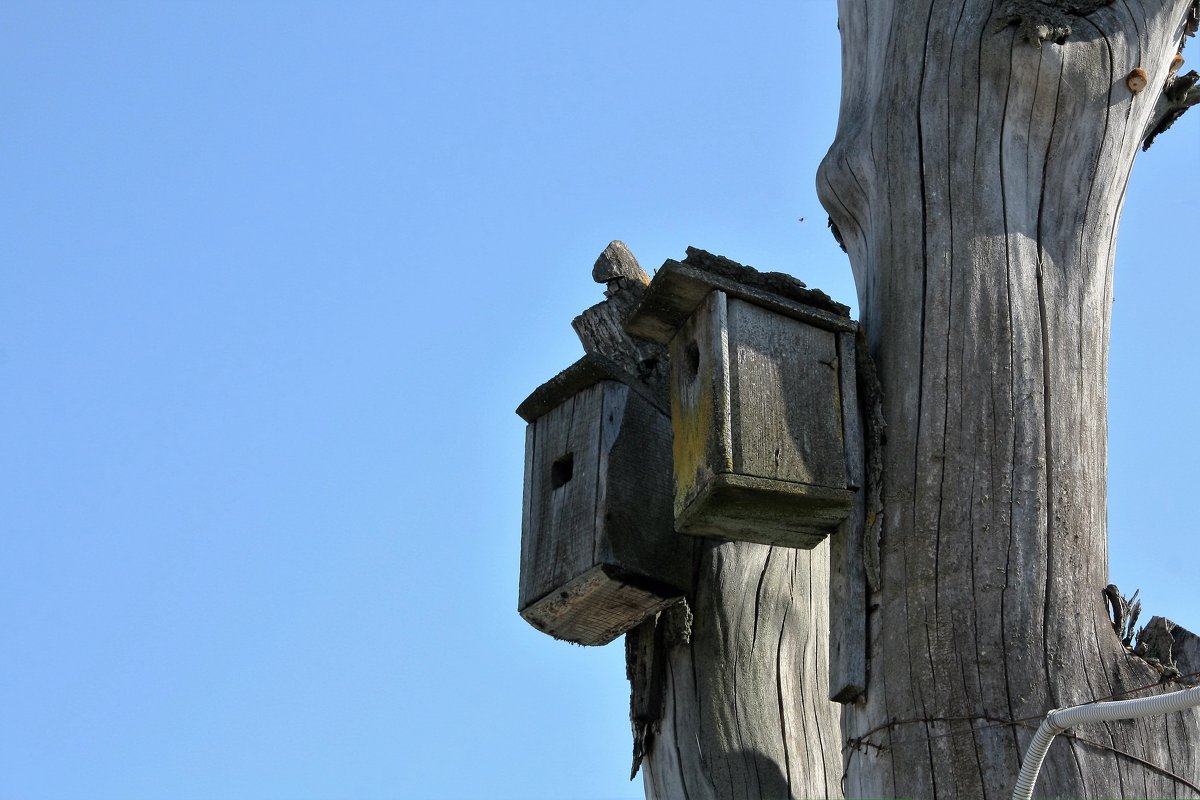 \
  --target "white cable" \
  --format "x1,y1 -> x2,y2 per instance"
1011,684 -> 1200,799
